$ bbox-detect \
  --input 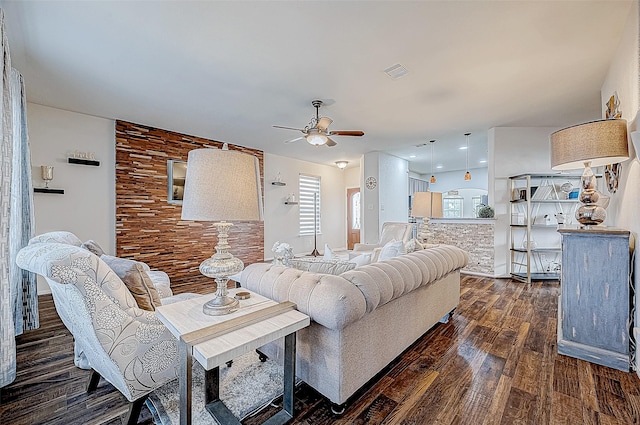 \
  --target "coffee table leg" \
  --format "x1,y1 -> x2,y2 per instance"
179,341 -> 192,425
205,366 -> 220,403
283,332 -> 296,417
